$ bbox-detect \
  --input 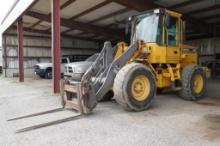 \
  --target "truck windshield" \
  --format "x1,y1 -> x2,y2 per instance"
61,58 -> 68,63
132,13 -> 160,43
